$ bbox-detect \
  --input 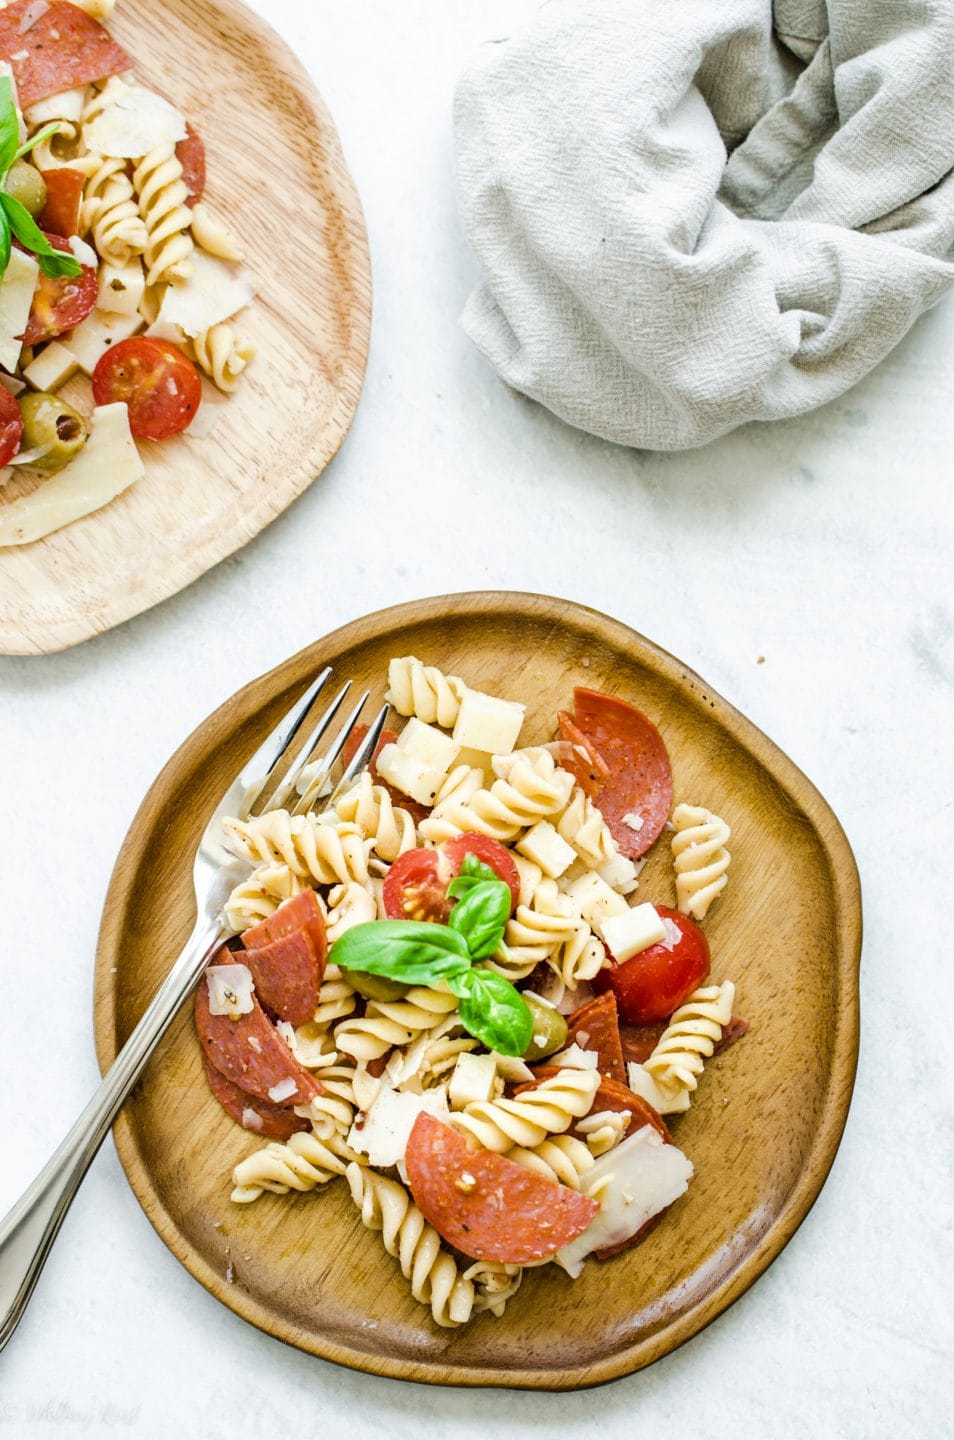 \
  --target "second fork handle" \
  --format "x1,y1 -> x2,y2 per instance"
0,915 -> 225,1354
